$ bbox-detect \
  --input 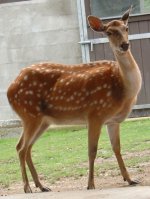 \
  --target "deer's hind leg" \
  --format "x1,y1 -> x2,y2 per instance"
16,116 -> 49,193
25,121 -> 51,192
